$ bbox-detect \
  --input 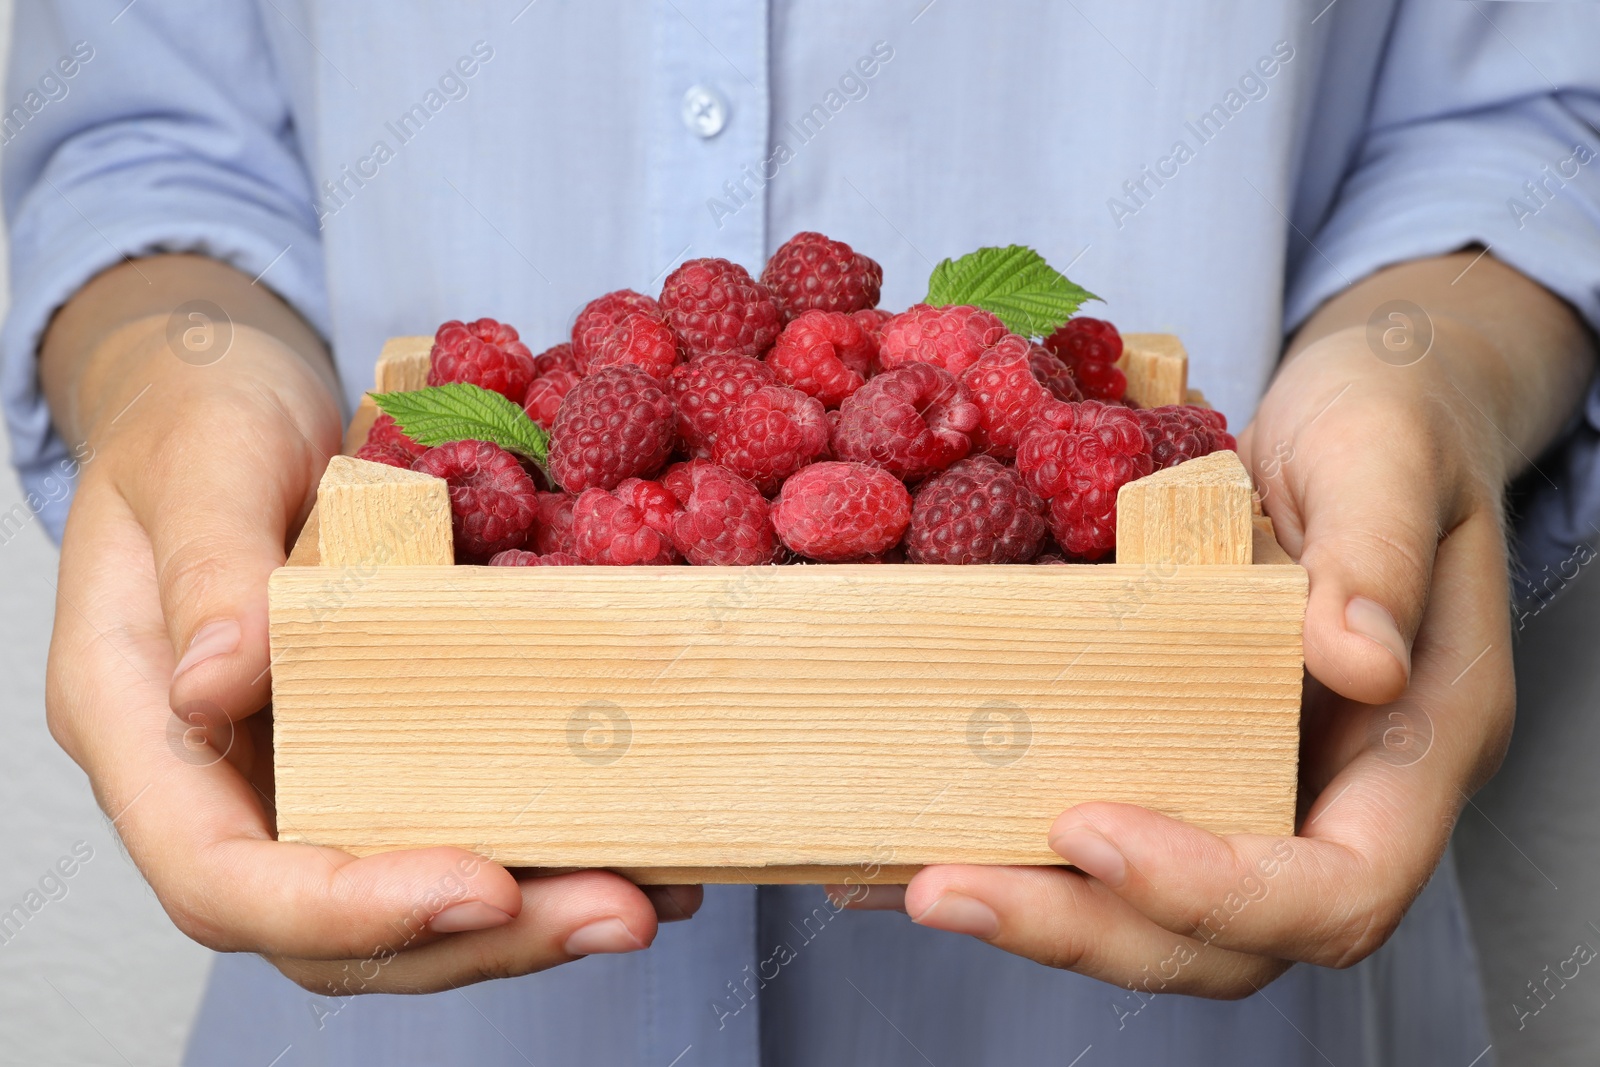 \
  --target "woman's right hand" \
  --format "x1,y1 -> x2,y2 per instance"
43,257 -> 694,995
